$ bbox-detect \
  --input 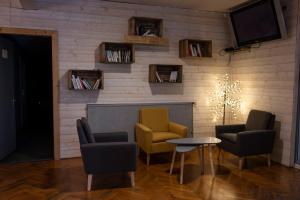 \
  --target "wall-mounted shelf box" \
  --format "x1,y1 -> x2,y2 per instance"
179,39 -> 212,58
149,64 -> 182,83
124,17 -> 169,46
68,70 -> 103,90
99,42 -> 135,64
124,35 -> 169,46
